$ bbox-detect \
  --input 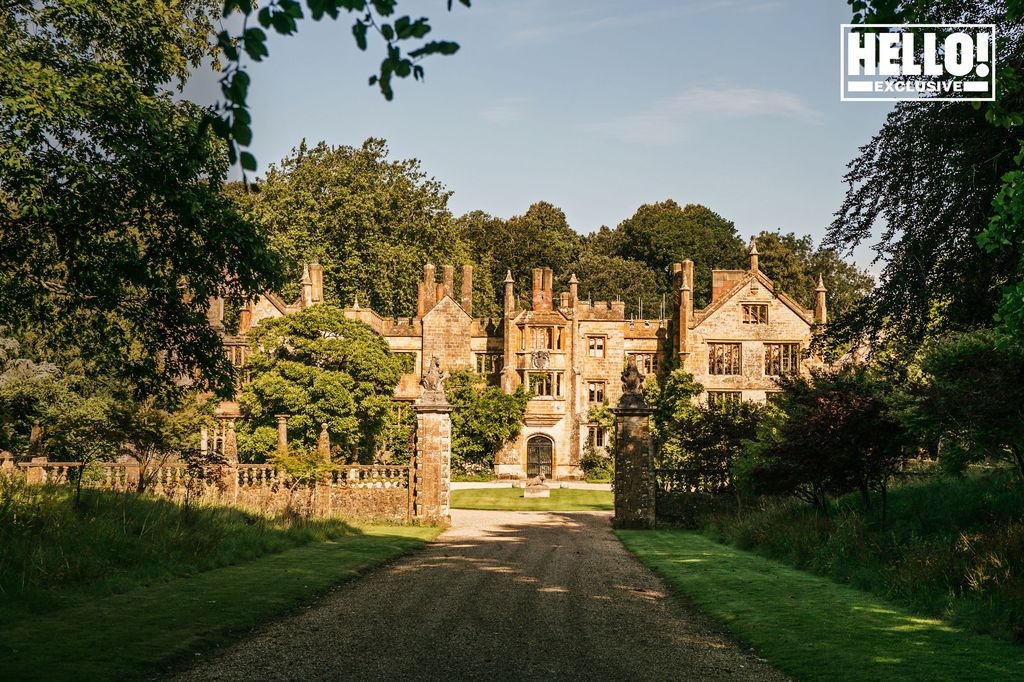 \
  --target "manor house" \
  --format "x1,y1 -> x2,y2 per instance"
212,245 -> 826,480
